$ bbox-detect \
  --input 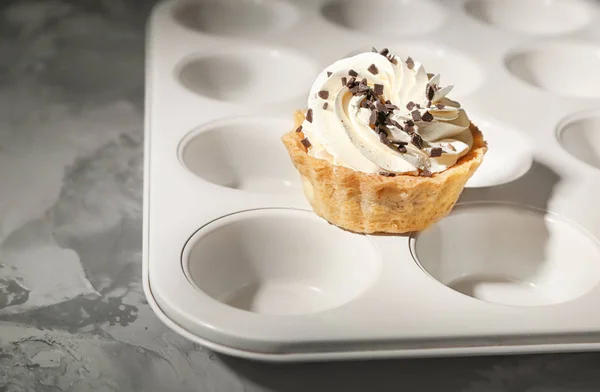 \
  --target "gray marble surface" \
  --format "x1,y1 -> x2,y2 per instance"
1,1 -> 600,391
